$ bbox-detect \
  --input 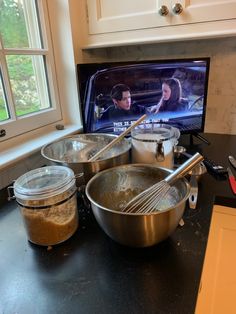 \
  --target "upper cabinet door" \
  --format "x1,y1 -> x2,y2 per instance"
87,0 -> 176,34
87,0 -> 236,34
172,0 -> 236,25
